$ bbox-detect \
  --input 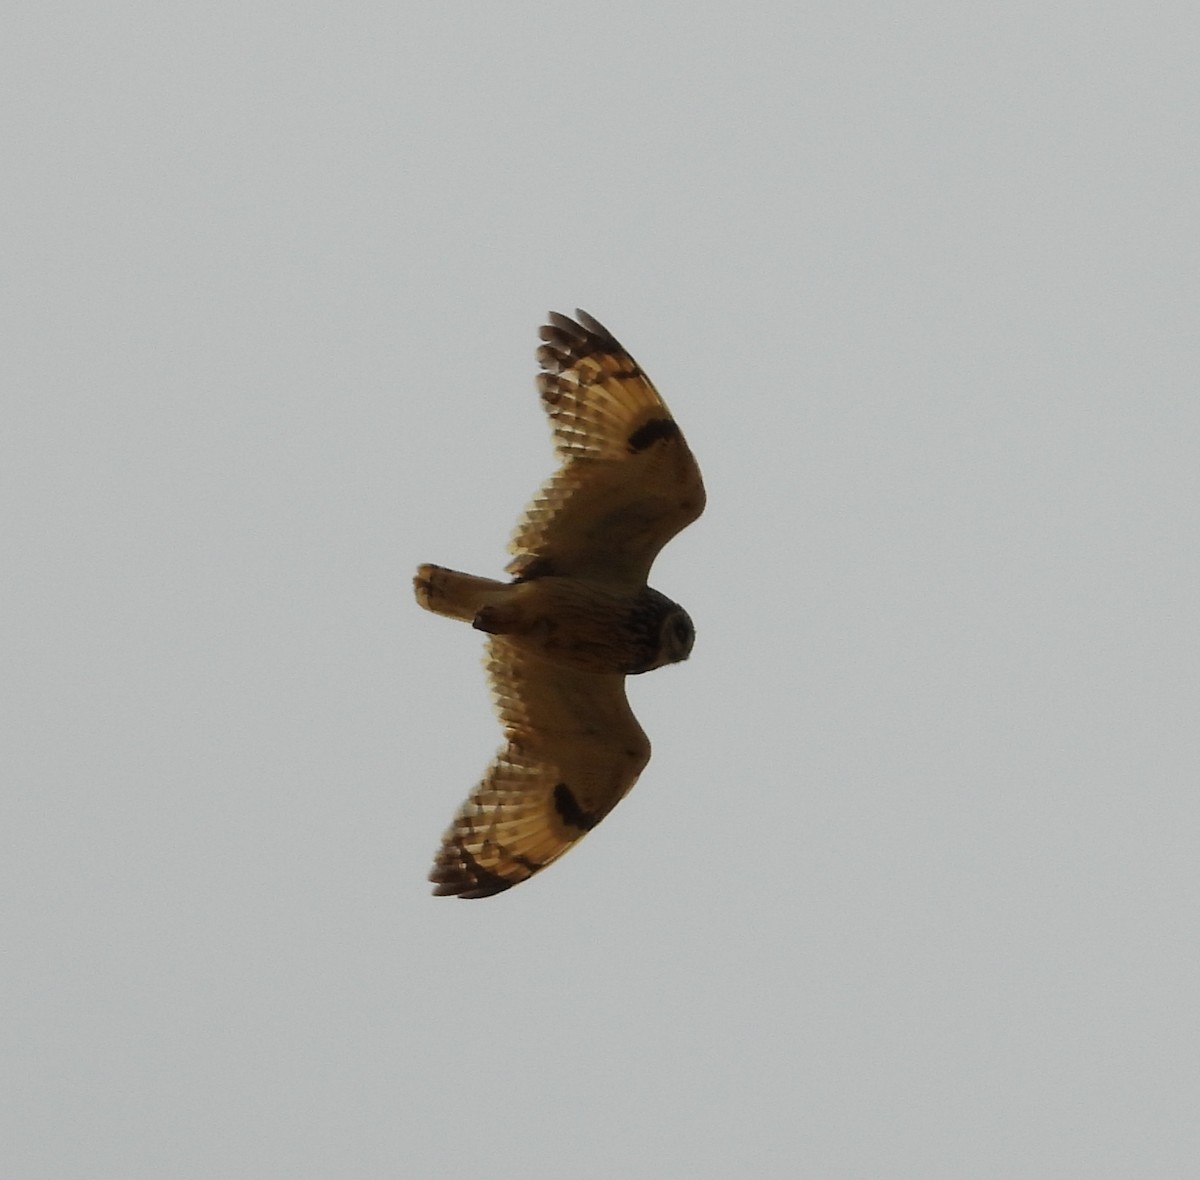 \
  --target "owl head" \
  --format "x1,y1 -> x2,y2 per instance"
626,589 -> 695,674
